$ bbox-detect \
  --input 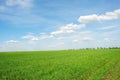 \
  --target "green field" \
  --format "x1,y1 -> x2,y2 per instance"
0,49 -> 120,80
